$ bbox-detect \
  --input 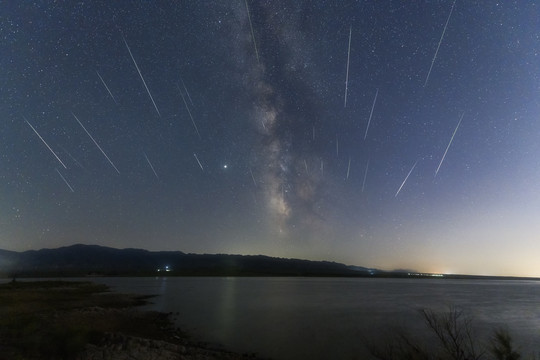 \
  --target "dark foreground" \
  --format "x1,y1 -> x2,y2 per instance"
0,280 -> 263,360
